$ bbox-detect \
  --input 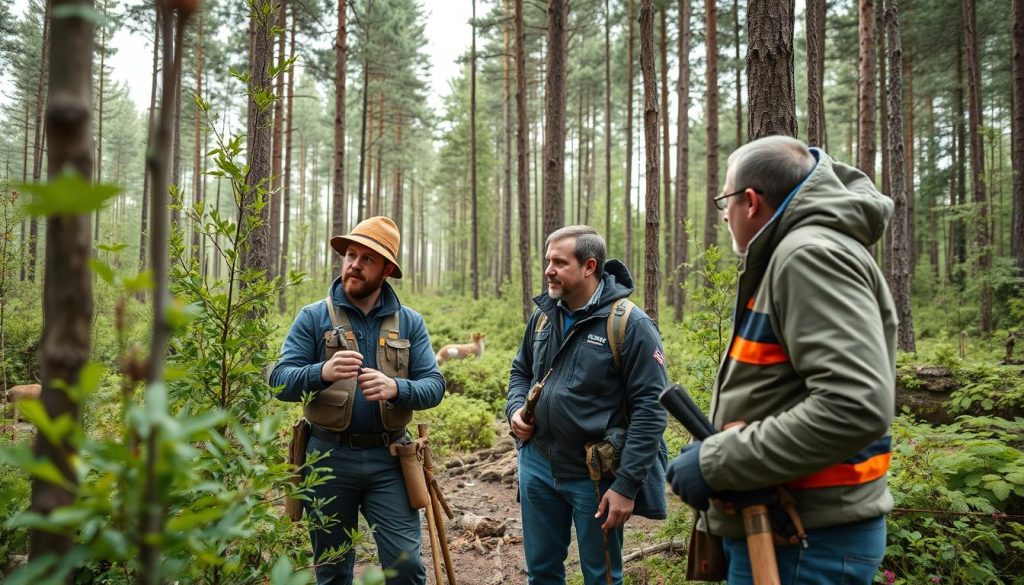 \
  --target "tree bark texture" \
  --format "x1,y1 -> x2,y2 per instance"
515,0 -> 532,320
858,0 -> 877,181
1012,0 -> 1024,276
500,0 -> 512,297
140,7 -> 160,279
542,0 -> 568,242
963,0 -> 991,332
244,0 -> 275,280
703,0 -> 719,260
805,0 -> 825,147
674,0 -> 691,321
746,0 -> 797,140
884,0 -> 914,352
31,0 -> 95,568
269,0 -> 285,280
659,9 -> 673,307
471,0 -> 479,299
279,2 -> 295,313
332,0 -> 347,276
28,0 -> 51,283
640,0 -> 660,322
